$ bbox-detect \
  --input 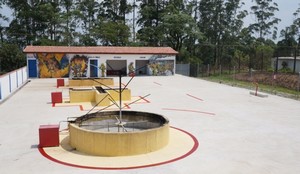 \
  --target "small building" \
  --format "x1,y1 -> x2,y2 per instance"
23,46 -> 178,78
272,57 -> 300,73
